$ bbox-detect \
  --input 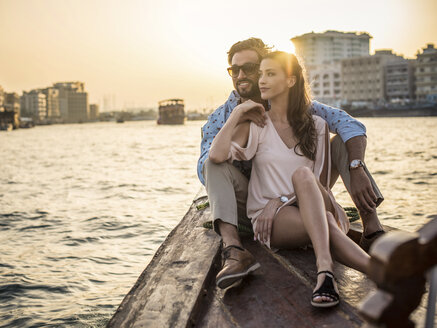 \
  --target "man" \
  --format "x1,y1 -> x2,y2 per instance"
197,38 -> 384,289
